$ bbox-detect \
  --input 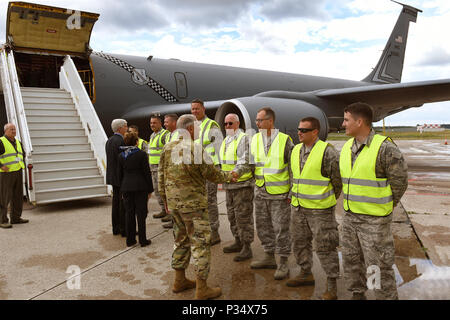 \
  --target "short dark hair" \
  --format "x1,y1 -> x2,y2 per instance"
344,102 -> 373,126
301,117 -> 320,132
150,115 -> 162,123
164,114 -> 179,121
191,98 -> 204,107
129,124 -> 139,132
258,107 -> 276,122
124,131 -> 138,146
